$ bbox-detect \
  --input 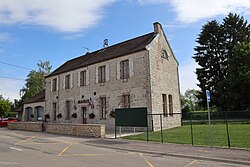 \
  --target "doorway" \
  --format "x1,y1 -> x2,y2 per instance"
82,107 -> 87,124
